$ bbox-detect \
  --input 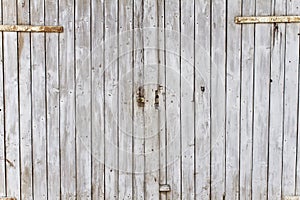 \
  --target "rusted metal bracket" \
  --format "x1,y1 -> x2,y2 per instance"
0,25 -> 63,33
235,16 -> 300,24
